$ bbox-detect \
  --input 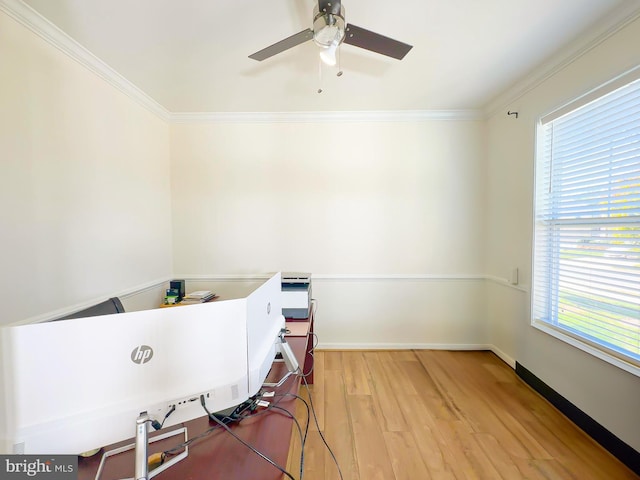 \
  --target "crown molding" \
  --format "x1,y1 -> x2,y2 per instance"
169,109 -> 483,124
0,1 -> 481,126
484,1 -> 640,118
0,0 -> 480,125
8,0 -> 636,125
0,0 -> 170,122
